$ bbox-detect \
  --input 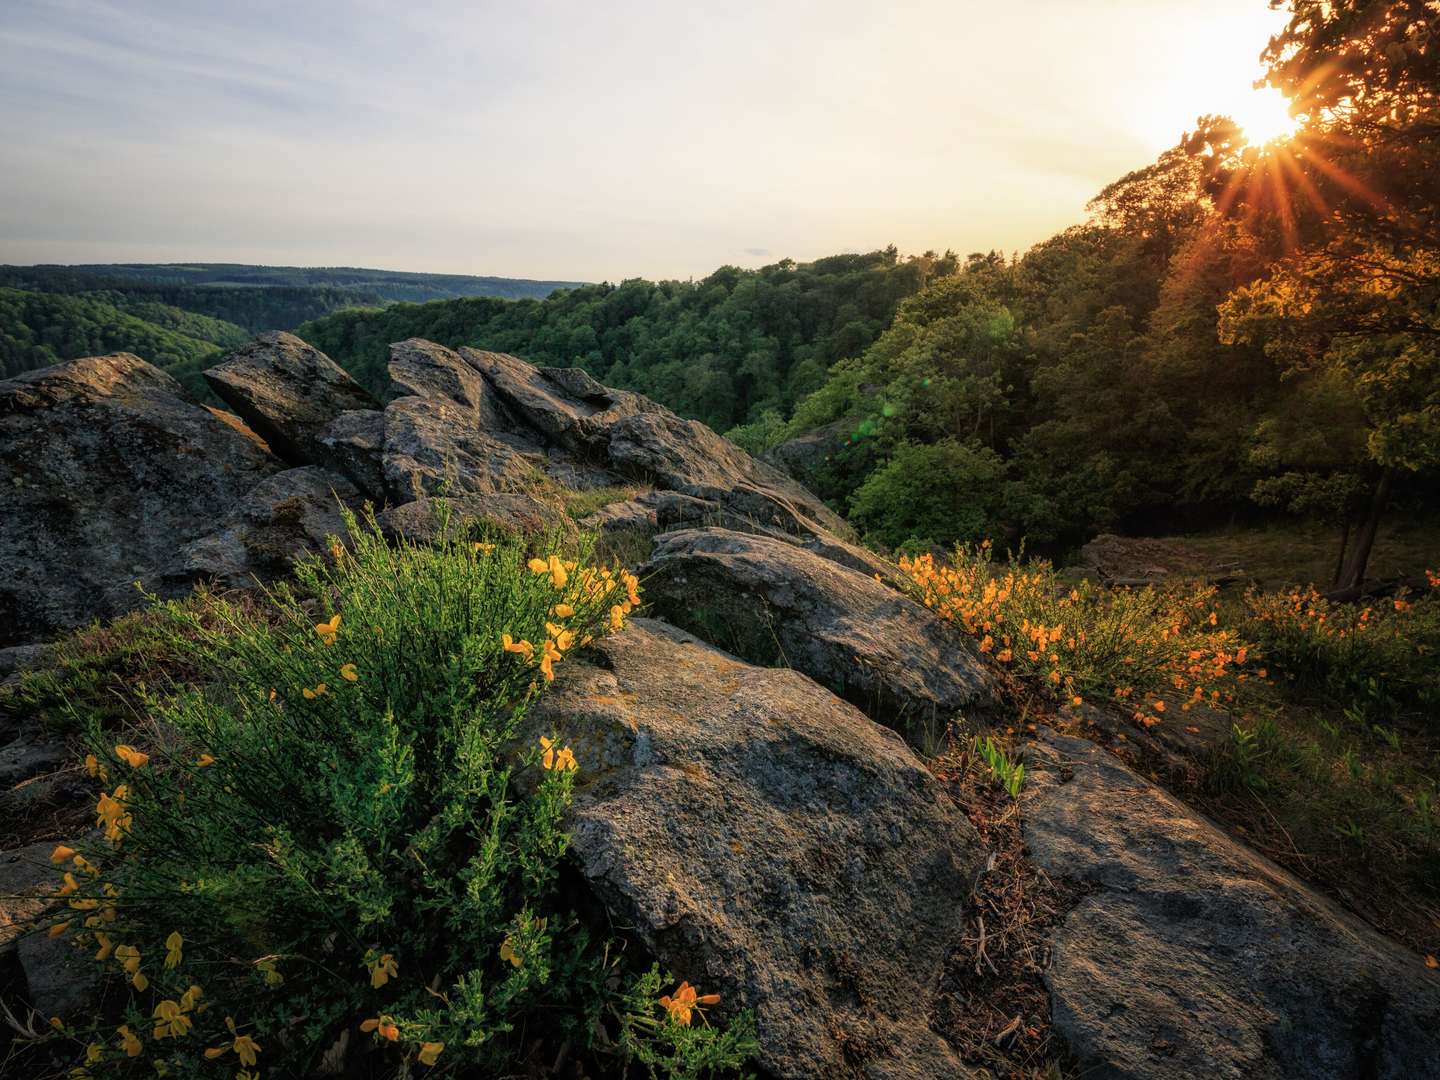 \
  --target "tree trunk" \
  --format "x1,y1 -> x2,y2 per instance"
1330,518 -> 1351,587
1335,467 -> 1395,592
